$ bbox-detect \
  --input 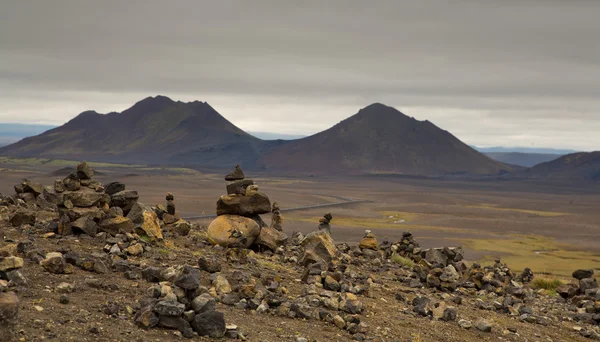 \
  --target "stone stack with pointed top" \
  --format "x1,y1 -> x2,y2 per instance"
270,202 -> 283,232
208,165 -> 287,250
318,213 -> 333,235
158,193 -> 193,237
